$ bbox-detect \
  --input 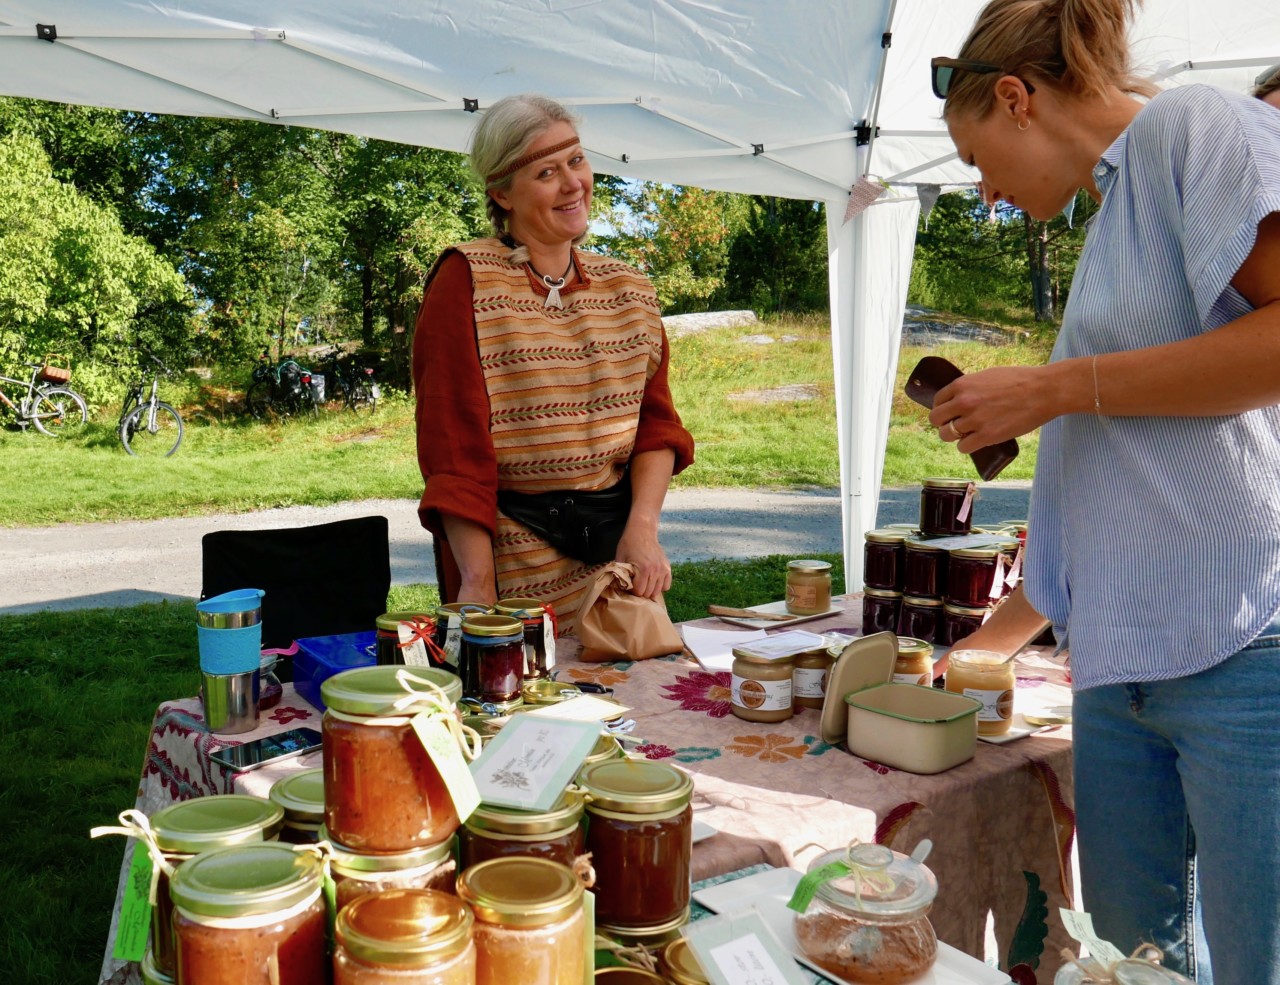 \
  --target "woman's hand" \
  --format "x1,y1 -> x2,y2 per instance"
928,363 -> 1069,453
615,520 -> 672,600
